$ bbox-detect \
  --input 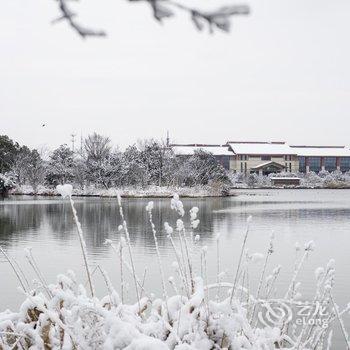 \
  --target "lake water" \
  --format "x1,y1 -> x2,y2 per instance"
1,189 -> 350,347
